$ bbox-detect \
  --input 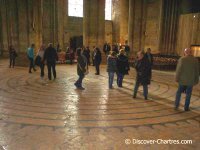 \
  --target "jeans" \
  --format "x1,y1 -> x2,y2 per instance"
175,84 -> 193,110
117,73 -> 124,87
75,74 -> 85,87
47,62 -> 56,80
10,57 -> 15,68
133,81 -> 148,99
108,72 -> 115,88
29,57 -> 35,72
40,63 -> 45,77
